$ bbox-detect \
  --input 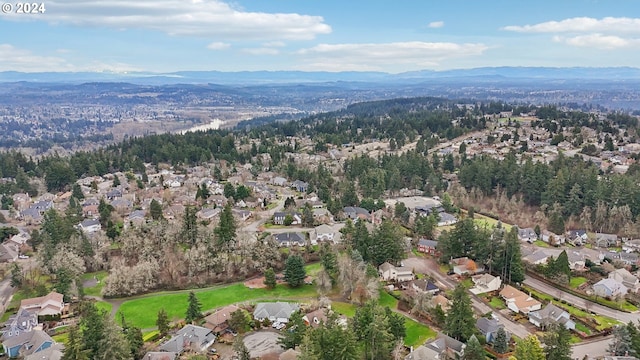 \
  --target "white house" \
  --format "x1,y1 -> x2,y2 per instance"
312,224 -> 335,245
609,268 -> 640,293
528,303 -> 575,330
593,278 -> 628,298
499,285 -> 542,314
78,219 -> 101,233
469,274 -> 502,295
378,262 -> 414,282
253,302 -> 299,323
20,292 -> 65,317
